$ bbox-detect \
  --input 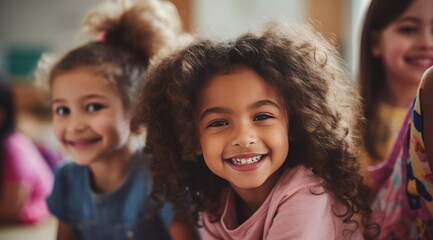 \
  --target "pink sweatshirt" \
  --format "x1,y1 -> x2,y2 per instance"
3,132 -> 54,224
200,165 -> 363,240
